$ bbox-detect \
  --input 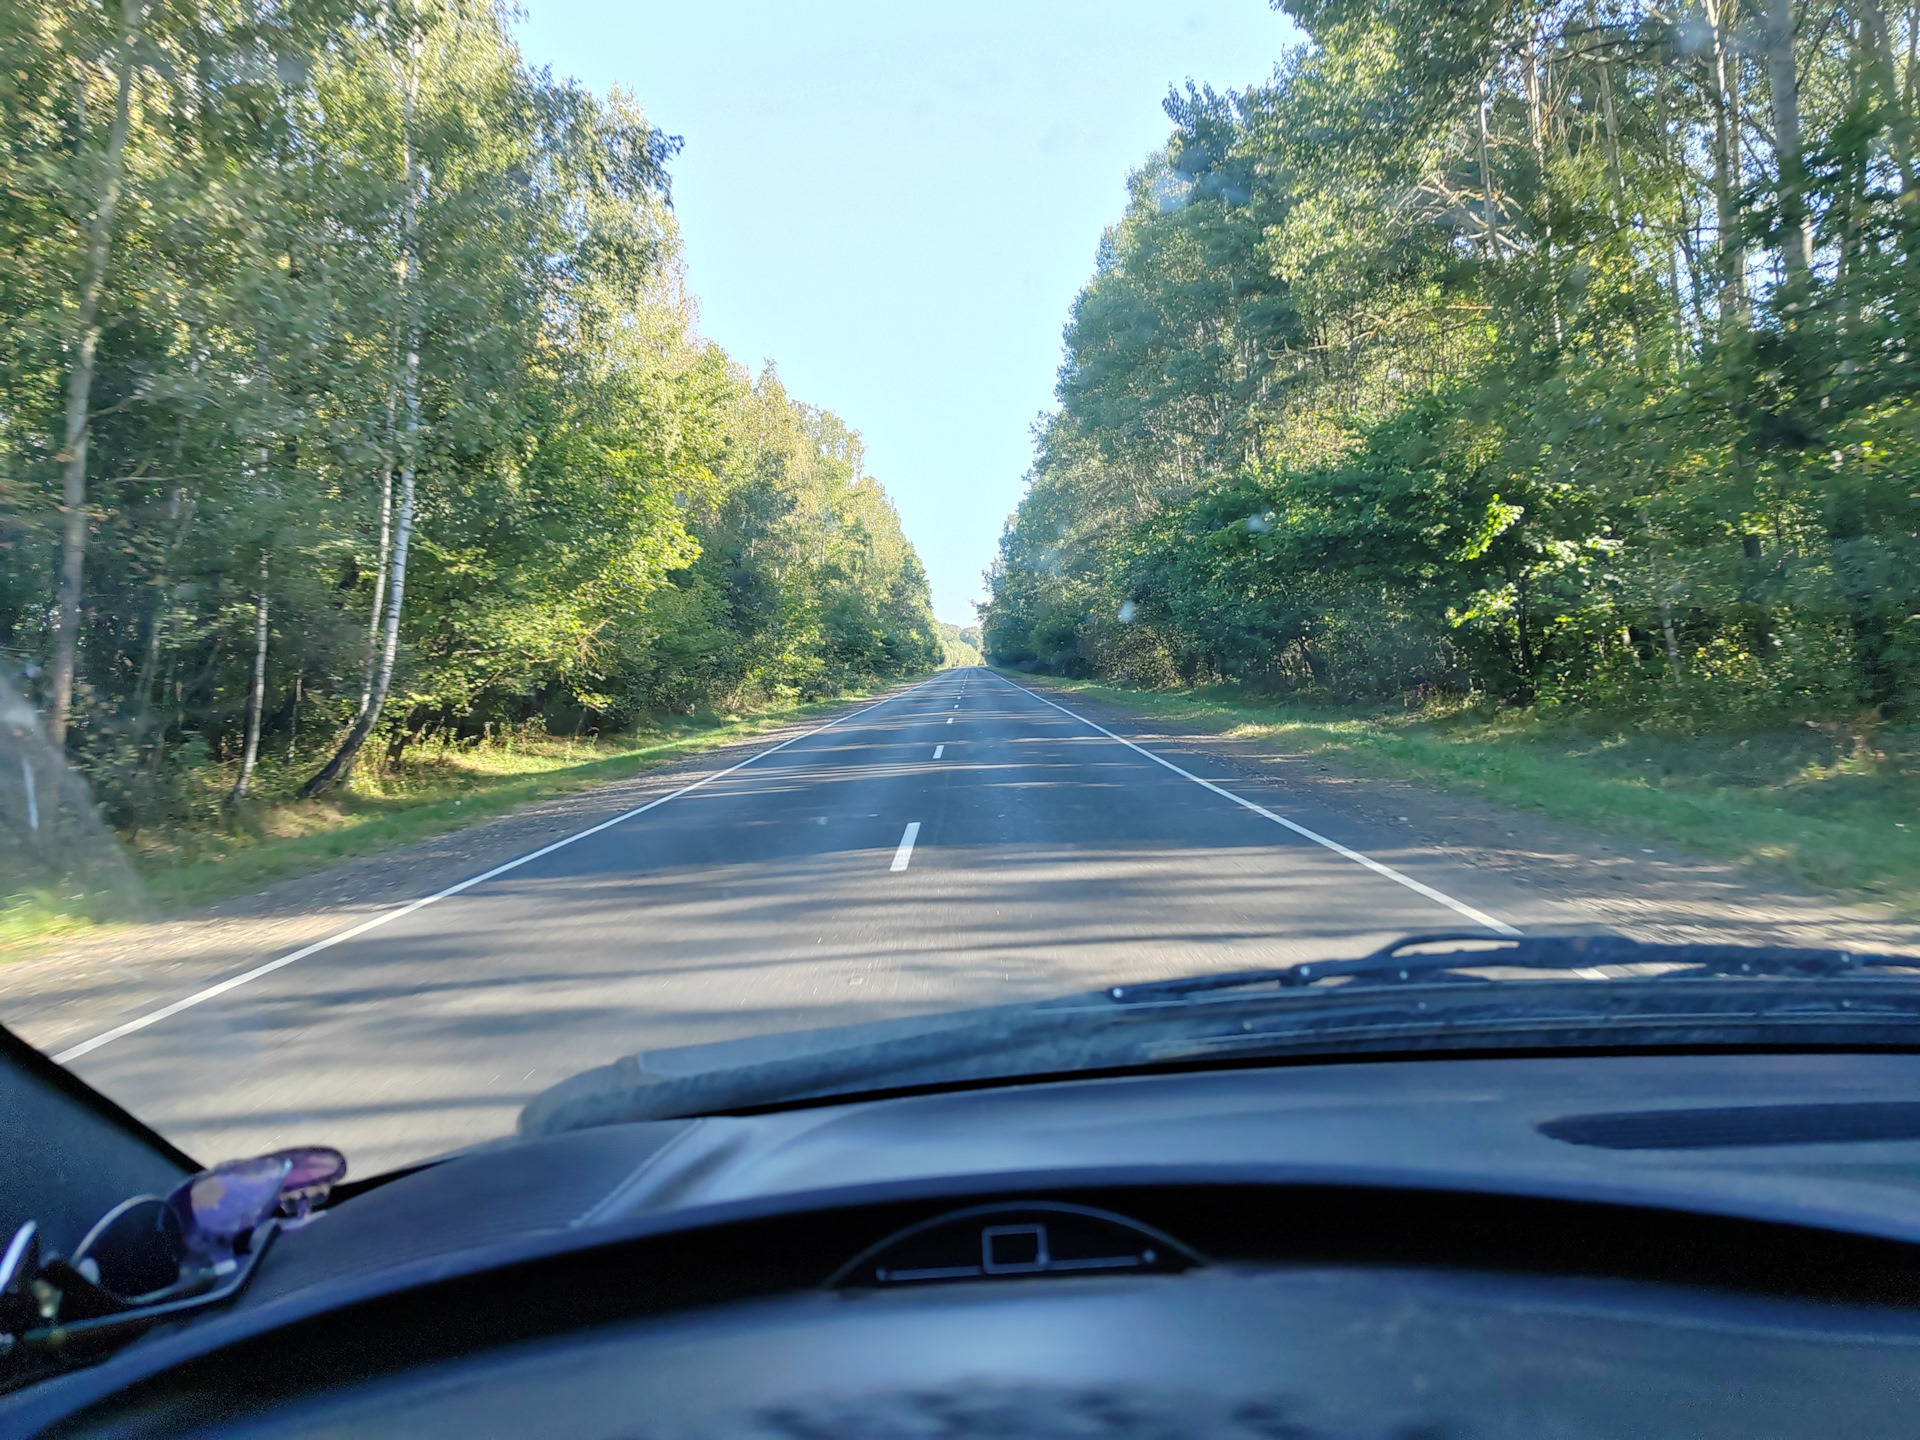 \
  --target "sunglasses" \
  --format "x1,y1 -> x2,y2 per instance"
1,1145 -> 345,1370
